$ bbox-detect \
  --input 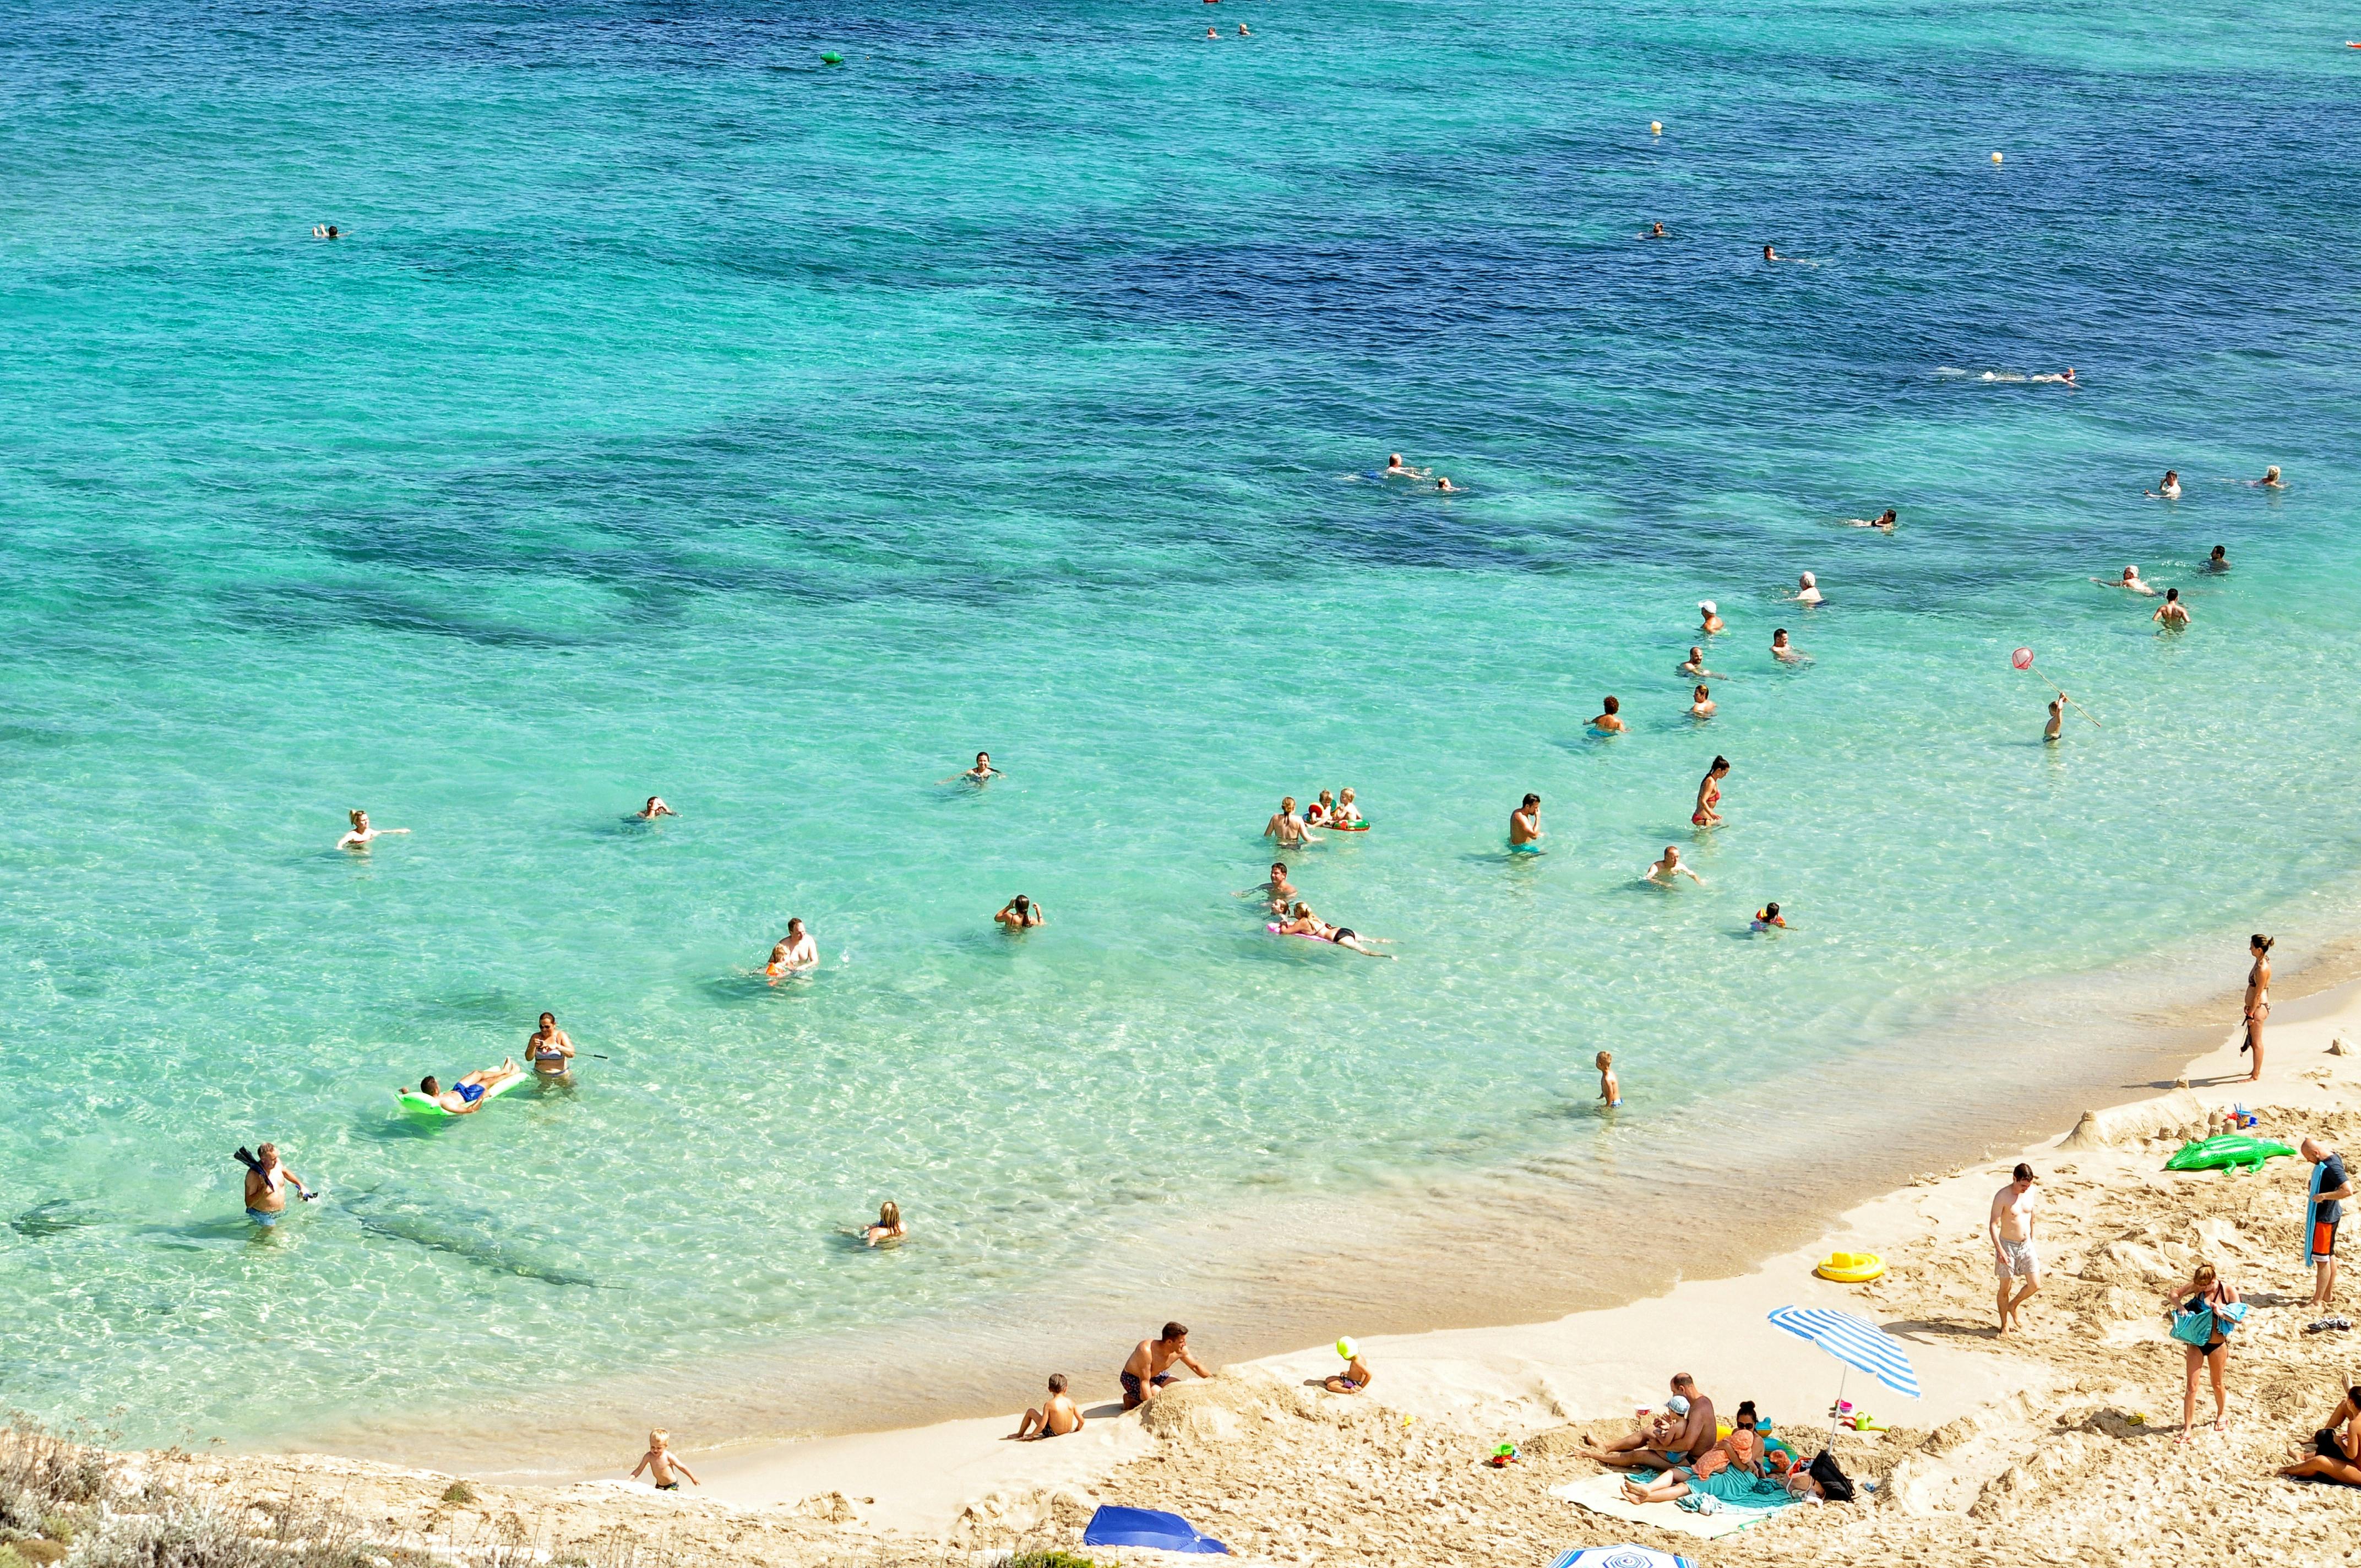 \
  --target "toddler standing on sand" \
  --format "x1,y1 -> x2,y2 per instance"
1597,1052 -> 1620,1109
631,1429 -> 700,1491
